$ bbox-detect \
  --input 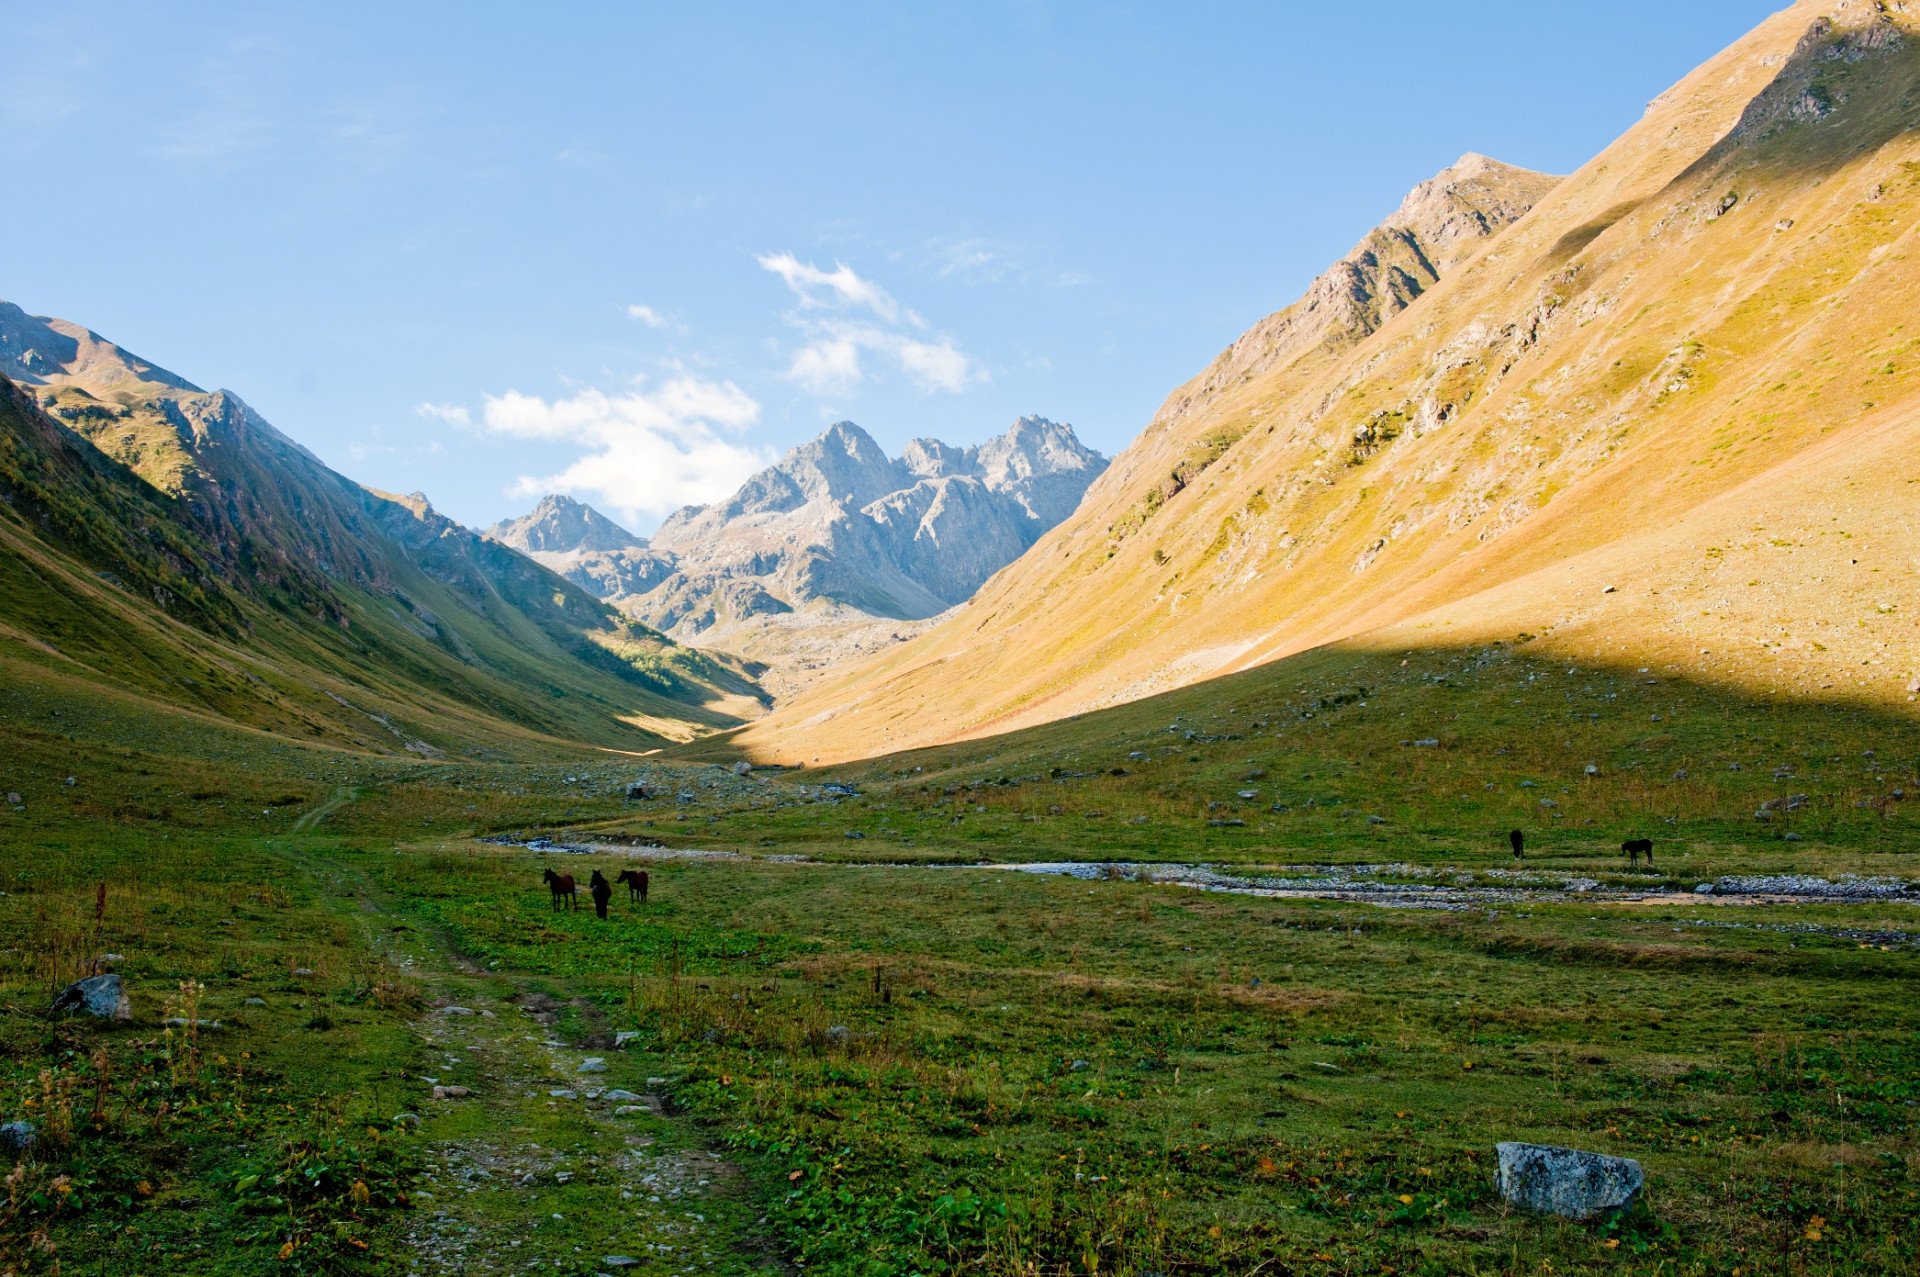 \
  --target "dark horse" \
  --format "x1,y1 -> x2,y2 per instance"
616,868 -> 650,902
542,868 -> 577,911
1509,828 -> 1525,860
589,870 -> 613,919
1622,837 -> 1654,866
